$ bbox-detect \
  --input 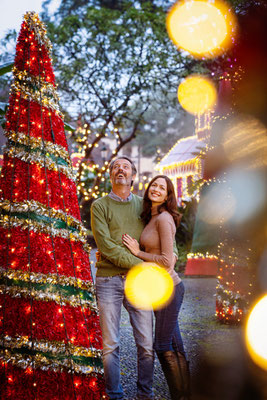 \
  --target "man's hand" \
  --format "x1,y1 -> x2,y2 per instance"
122,234 -> 140,256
